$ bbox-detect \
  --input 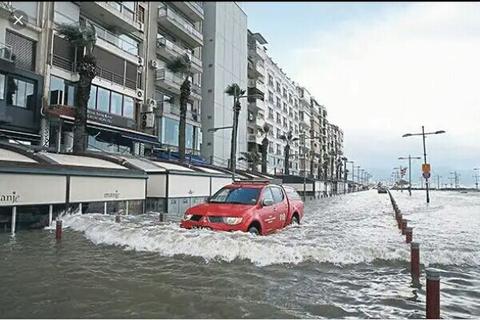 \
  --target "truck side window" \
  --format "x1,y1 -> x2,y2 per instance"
271,186 -> 285,204
262,188 -> 274,203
